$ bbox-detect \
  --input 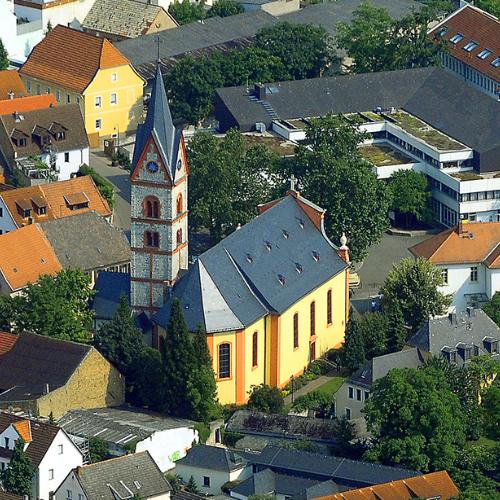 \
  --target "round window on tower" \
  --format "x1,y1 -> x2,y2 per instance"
146,161 -> 158,173
177,159 -> 182,170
